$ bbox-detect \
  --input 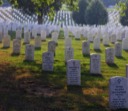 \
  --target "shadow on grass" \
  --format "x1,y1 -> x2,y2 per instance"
1,47 -> 10,49
35,47 -> 41,50
104,44 -> 110,47
67,86 -> 83,94
94,49 -> 102,53
83,54 -> 90,58
0,62 -> 65,111
75,38 -> 81,41
11,53 -> 20,56
107,63 -> 119,68
124,50 -> 128,52
23,60 -> 36,63
116,56 -> 126,60
90,73 -> 103,77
